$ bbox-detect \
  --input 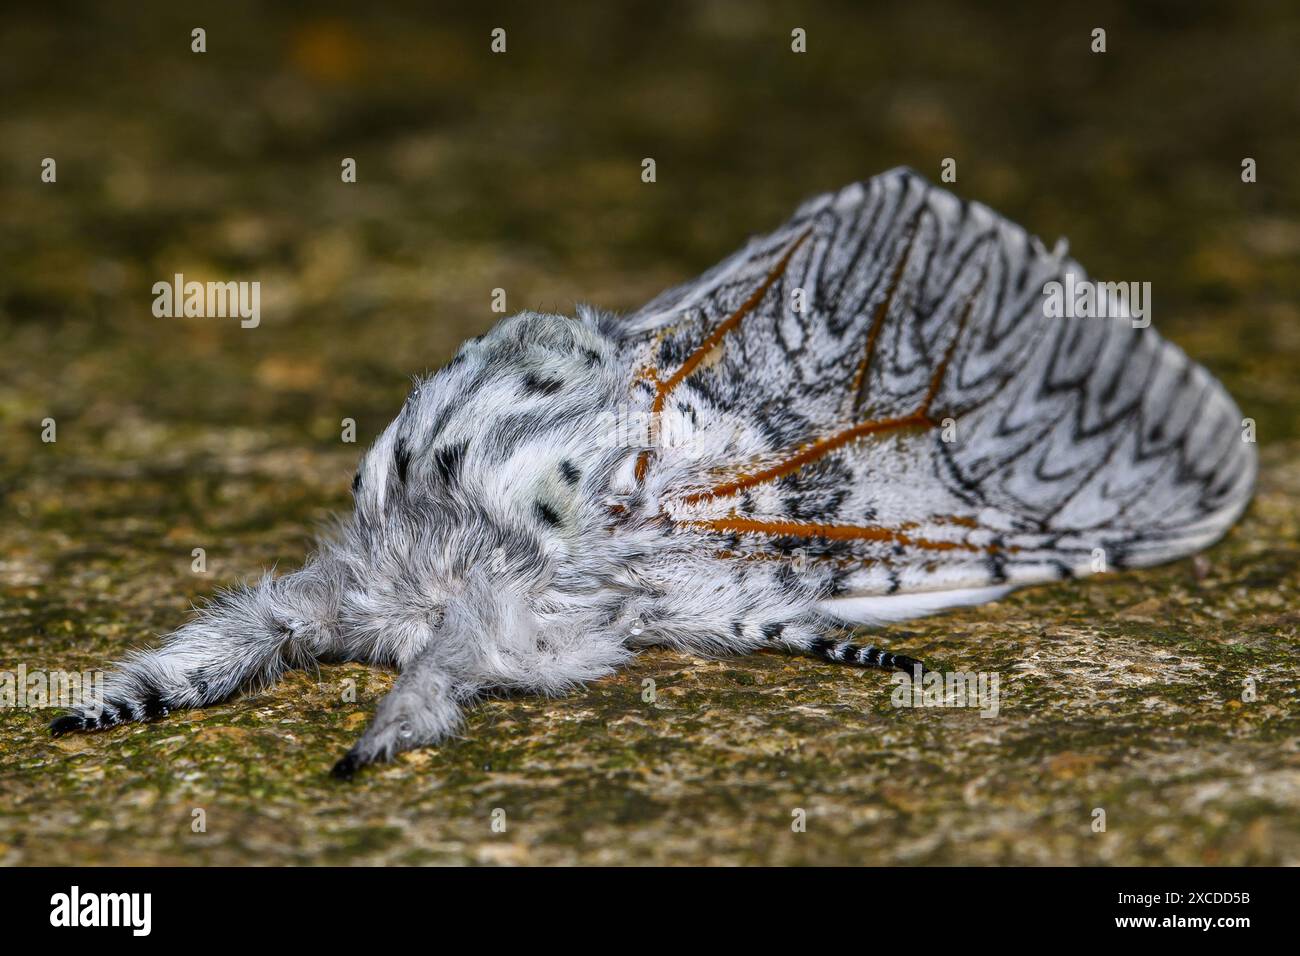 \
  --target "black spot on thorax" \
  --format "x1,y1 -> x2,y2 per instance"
523,373 -> 564,396
394,438 -> 411,484
434,440 -> 468,484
